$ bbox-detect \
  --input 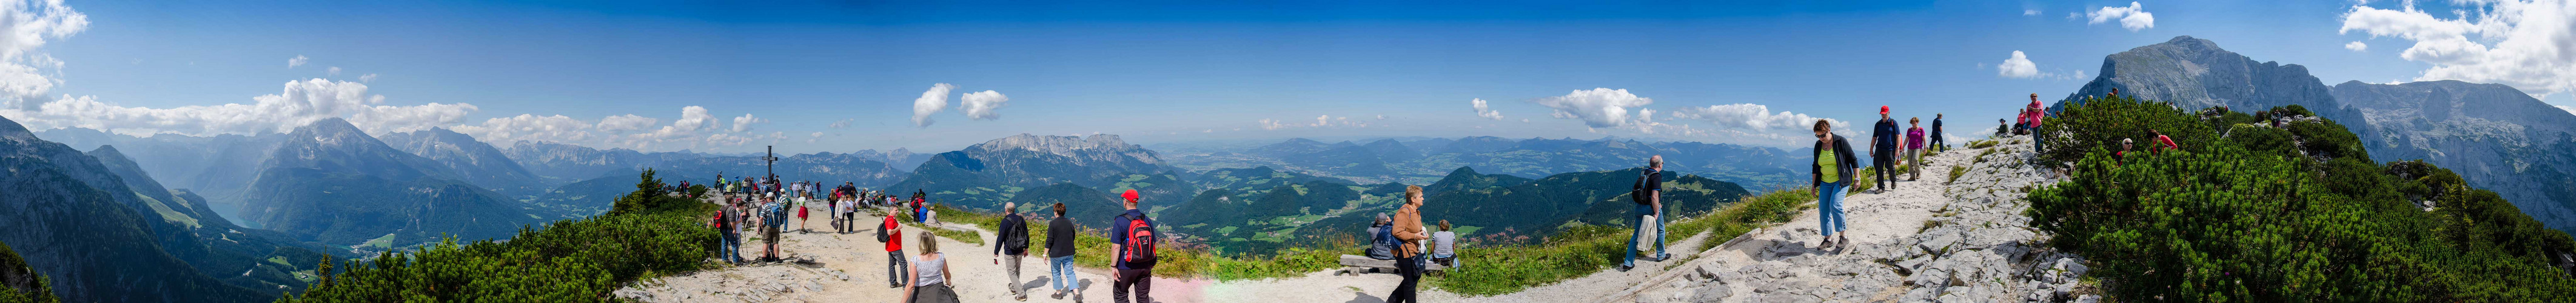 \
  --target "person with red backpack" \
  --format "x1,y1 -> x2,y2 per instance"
1108,189 -> 1158,303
